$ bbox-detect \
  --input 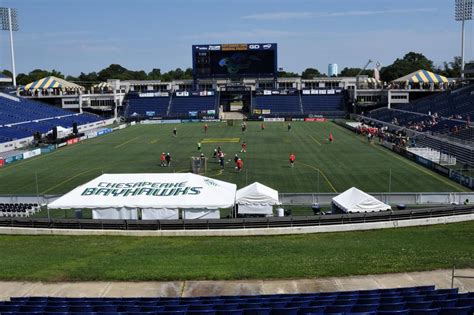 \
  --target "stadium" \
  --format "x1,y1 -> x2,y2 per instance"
0,1 -> 474,314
